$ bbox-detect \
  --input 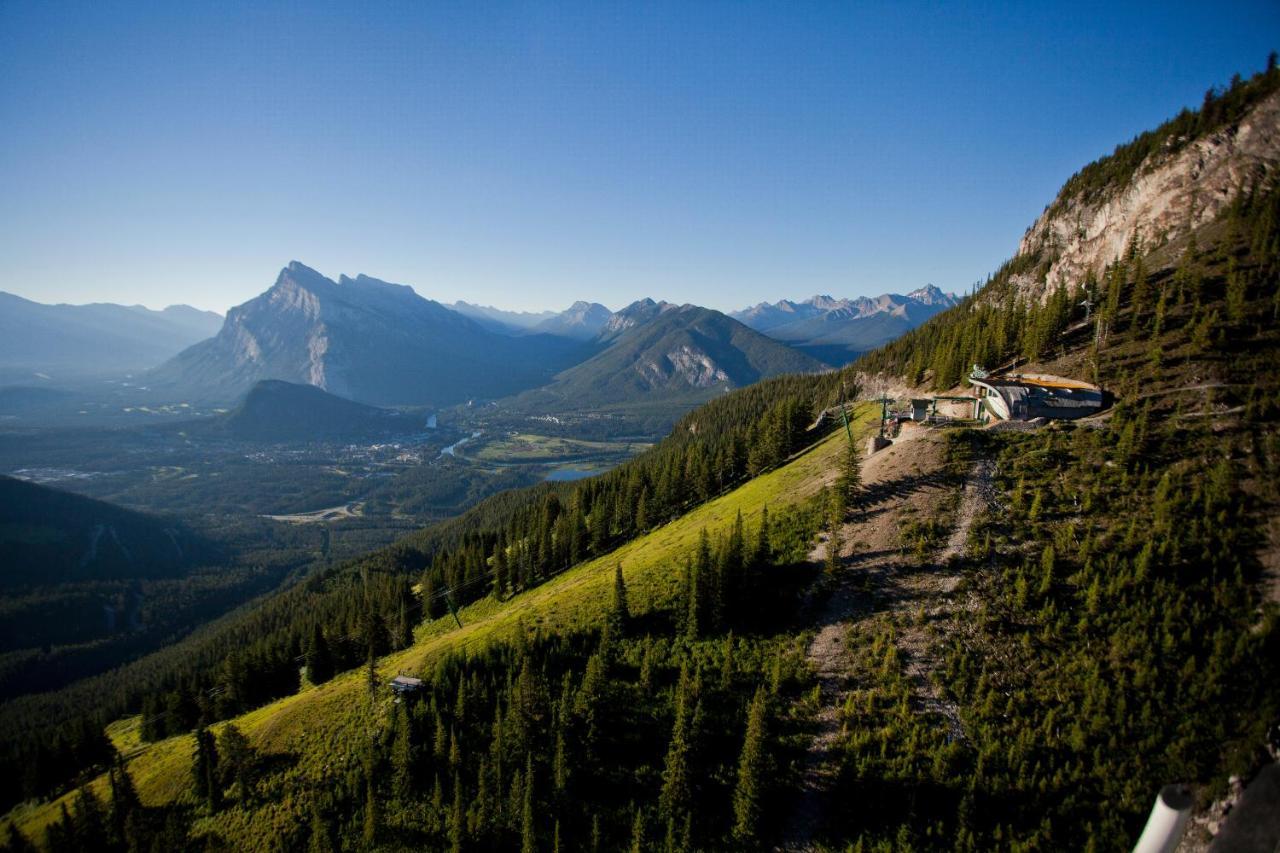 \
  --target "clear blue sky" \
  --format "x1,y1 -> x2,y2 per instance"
1,1 -> 1276,314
